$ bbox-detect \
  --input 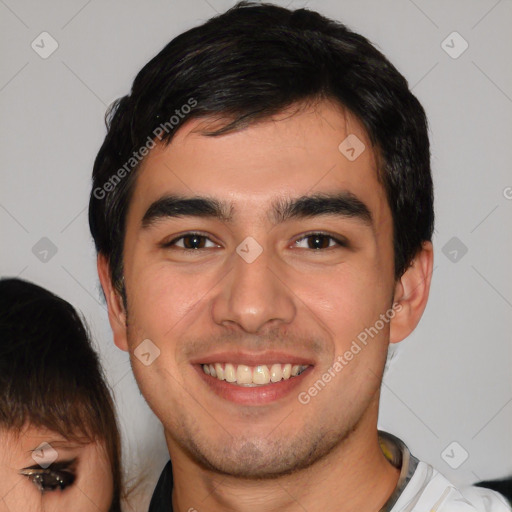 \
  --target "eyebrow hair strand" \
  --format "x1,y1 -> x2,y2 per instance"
142,195 -> 233,227
141,191 -> 372,228
270,192 -> 372,226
